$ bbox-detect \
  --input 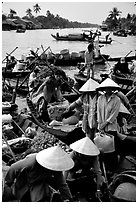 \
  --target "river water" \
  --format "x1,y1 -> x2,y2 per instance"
2,28 -> 136,109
